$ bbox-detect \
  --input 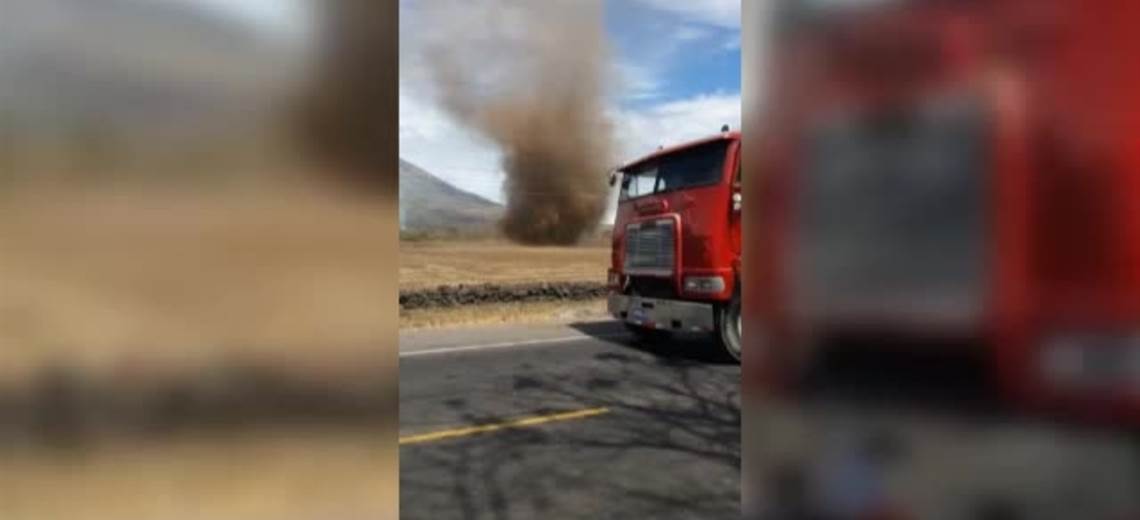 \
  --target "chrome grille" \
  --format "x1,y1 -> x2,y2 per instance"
624,219 -> 676,276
